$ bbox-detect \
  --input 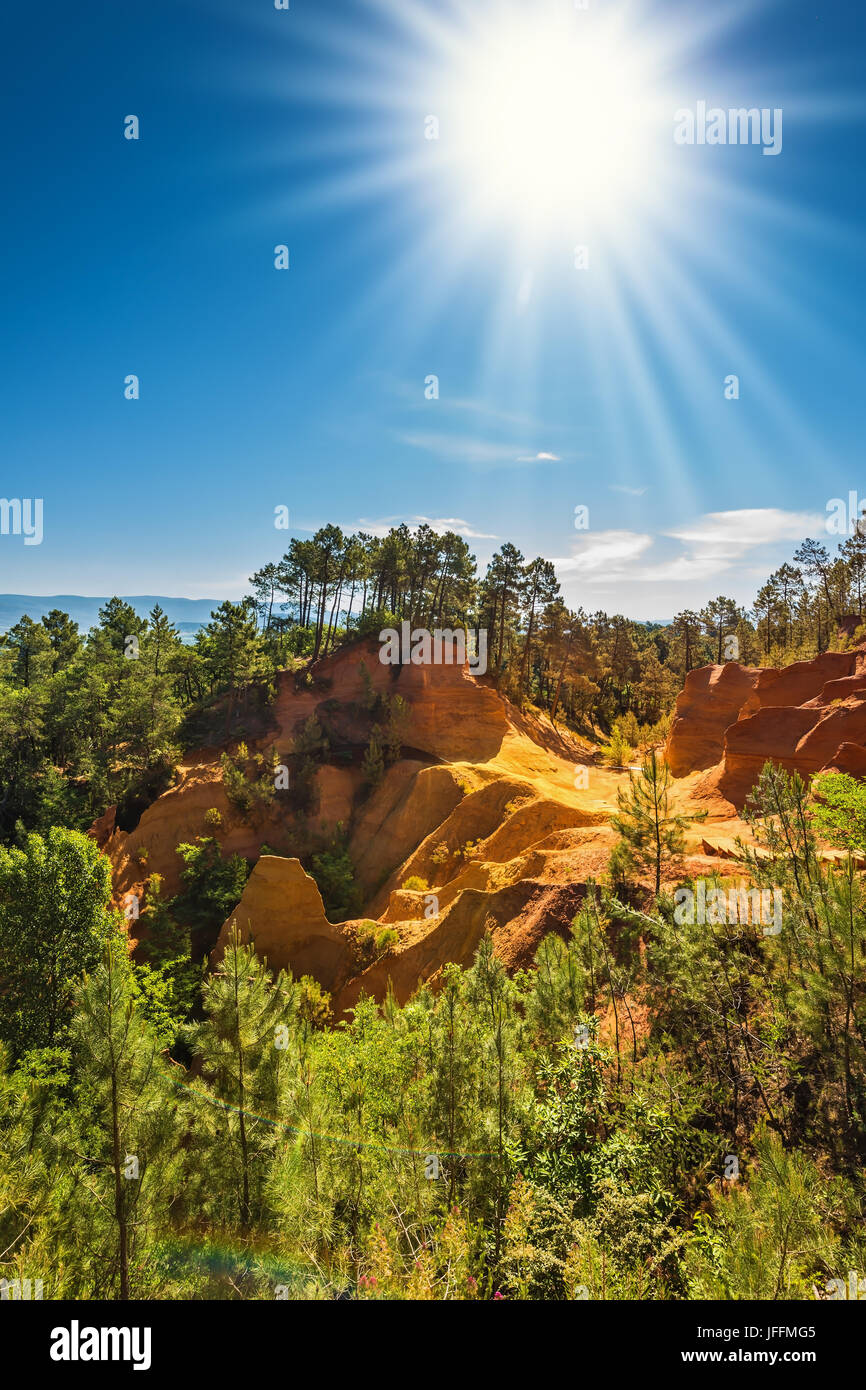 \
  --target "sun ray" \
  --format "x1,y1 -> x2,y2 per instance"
208,0 -> 863,519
